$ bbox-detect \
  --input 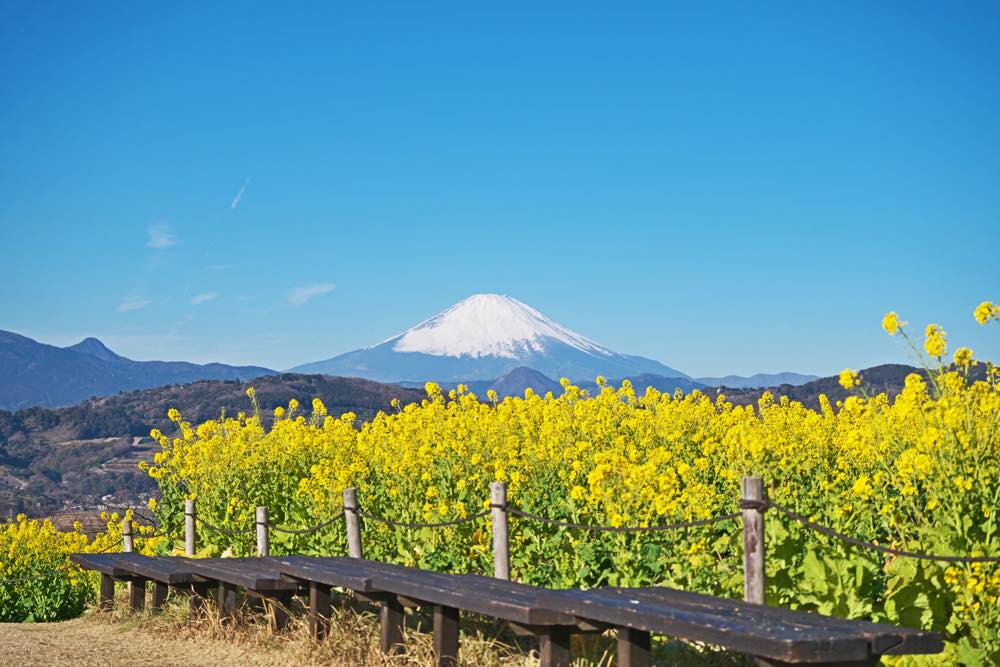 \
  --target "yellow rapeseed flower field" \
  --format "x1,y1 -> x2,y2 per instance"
2,303 -> 997,664
0,509 -> 160,622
